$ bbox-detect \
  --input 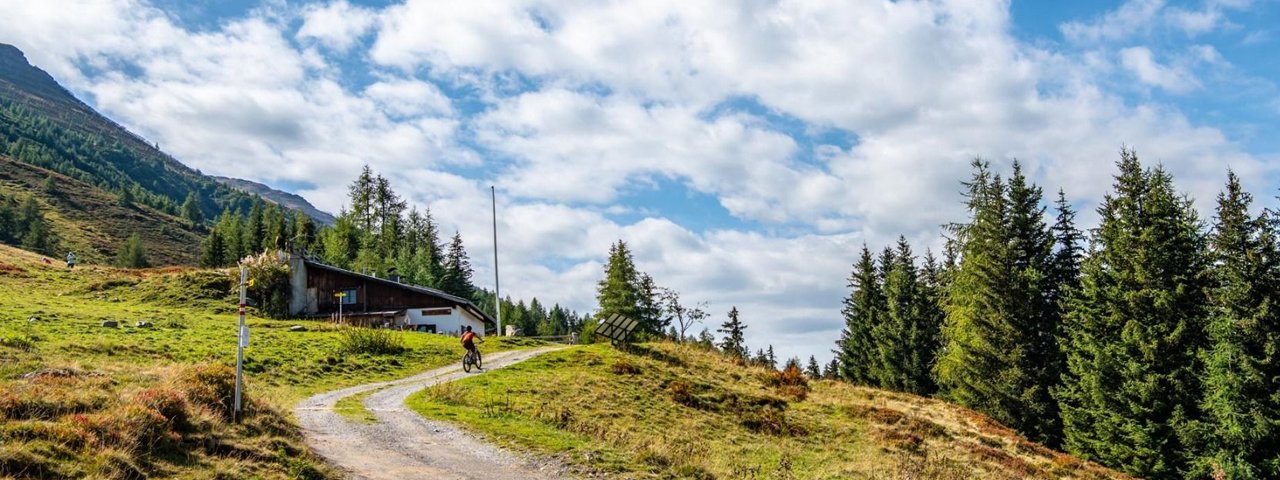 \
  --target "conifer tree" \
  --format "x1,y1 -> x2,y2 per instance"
596,240 -> 641,322
823,359 -> 840,380
836,246 -> 883,384
243,201 -> 264,256
1056,150 -> 1210,478
1188,171 -> 1280,479
200,228 -> 227,268
936,160 -> 1062,445
114,233 -> 149,268
349,165 -> 376,232
718,306 -> 748,359
873,237 -> 937,394
440,232 -> 475,299
180,192 -> 203,226
806,356 -> 822,378
766,345 -> 777,370
17,197 -> 56,255
321,213 -> 360,269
